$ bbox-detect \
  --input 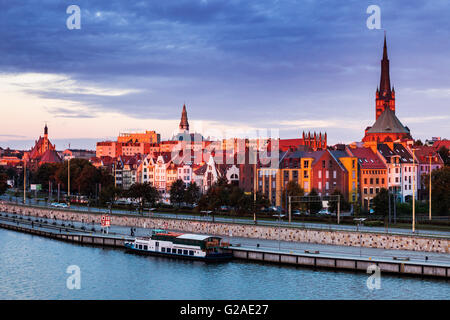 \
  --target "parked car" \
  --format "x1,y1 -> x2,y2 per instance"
272,213 -> 286,218
50,202 -> 68,208
318,208 -> 330,215
292,209 -> 303,215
